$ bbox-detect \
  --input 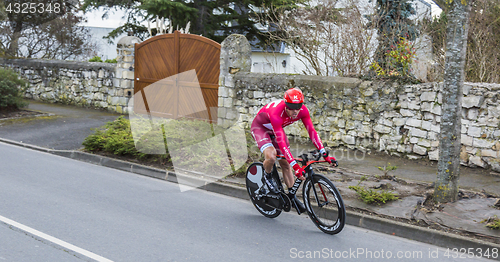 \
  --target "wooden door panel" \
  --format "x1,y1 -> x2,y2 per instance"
134,31 -> 220,122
